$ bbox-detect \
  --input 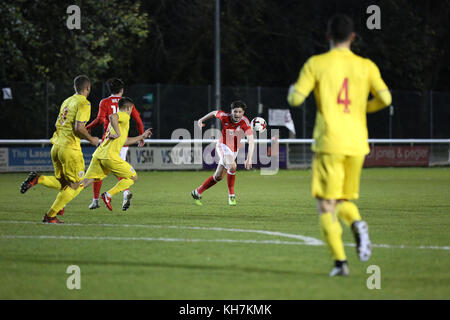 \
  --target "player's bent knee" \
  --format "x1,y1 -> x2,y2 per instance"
69,182 -> 80,190
214,174 -> 223,181
59,177 -> 69,189
317,198 -> 336,214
